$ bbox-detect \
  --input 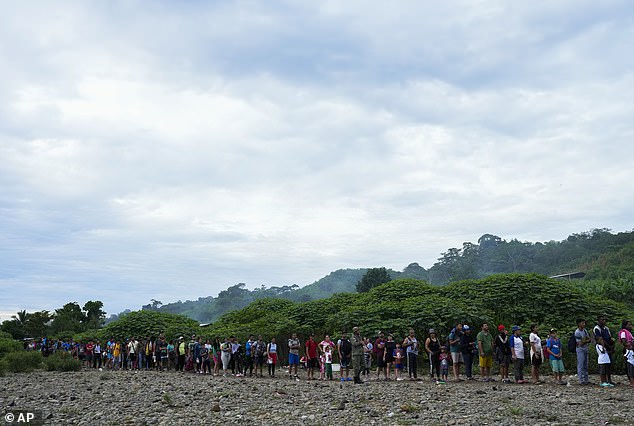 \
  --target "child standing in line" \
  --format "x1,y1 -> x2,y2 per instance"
624,342 -> 634,387
596,337 -> 613,387
439,346 -> 449,383
324,345 -> 333,380
545,329 -> 566,385
393,343 -> 404,381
